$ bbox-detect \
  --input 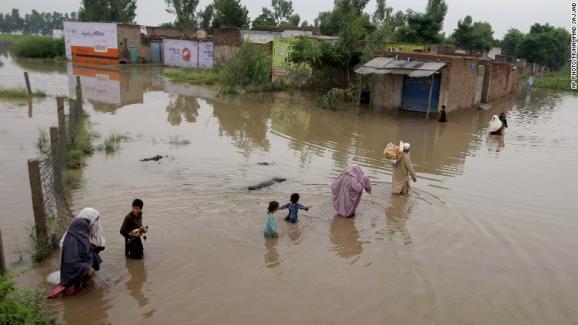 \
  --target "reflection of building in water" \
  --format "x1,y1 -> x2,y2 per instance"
329,216 -> 362,261
166,95 -> 200,126
264,237 -> 280,268
384,195 -> 413,246
67,64 -> 144,113
268,93 -> 517,177
211,96 -> 271,156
